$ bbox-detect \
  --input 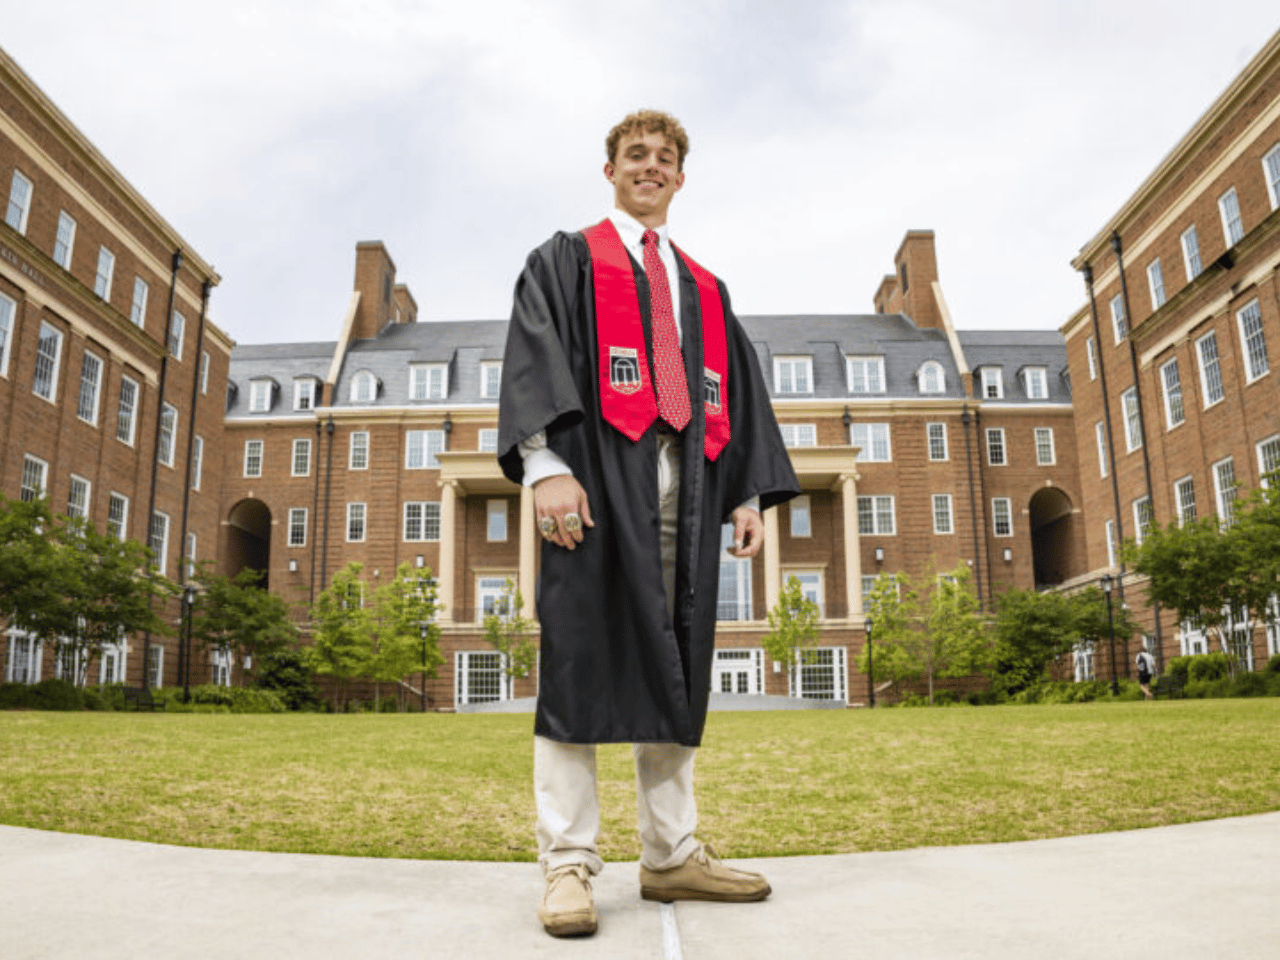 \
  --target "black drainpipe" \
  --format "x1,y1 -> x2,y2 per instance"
1110,232 -> 1163,674
140,249 -> 183,689
319,416 -> 335,589
176,278 -> 211,594
309,416 -> 322,605
961,406 -> 984,605
971,408 -> 995,602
